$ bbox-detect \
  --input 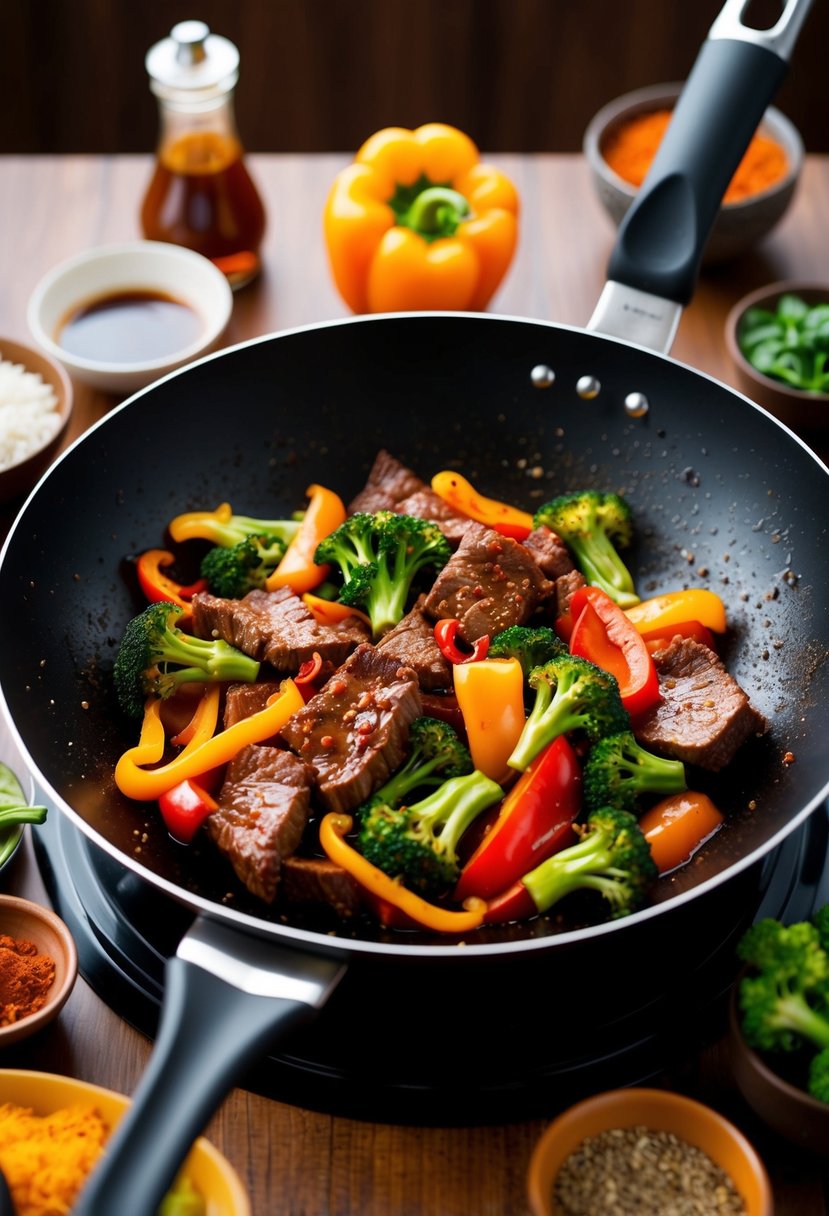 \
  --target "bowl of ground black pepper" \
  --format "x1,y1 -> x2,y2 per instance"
0,896 -> 77,1046
527,1087 -> 773,1216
